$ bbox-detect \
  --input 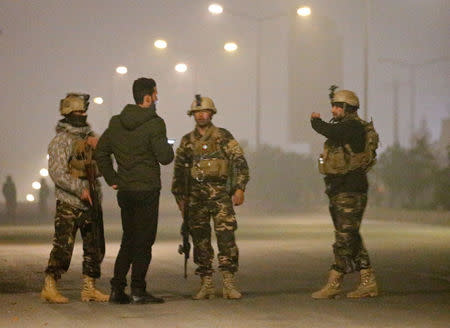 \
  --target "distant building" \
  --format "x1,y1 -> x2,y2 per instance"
288,14 -> 343,154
